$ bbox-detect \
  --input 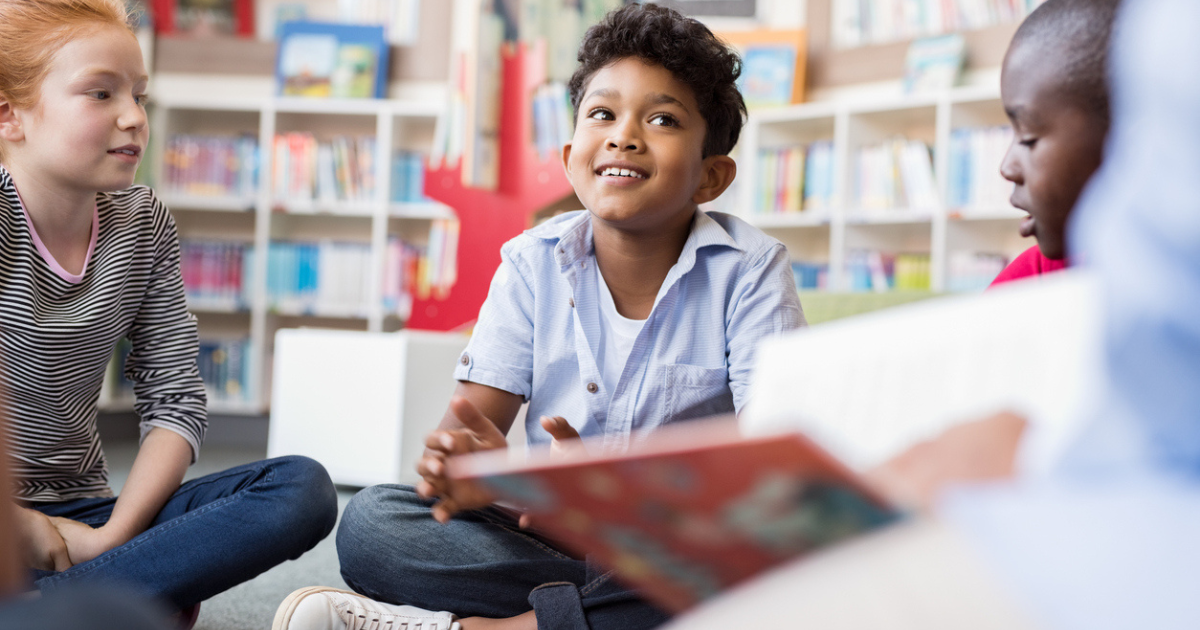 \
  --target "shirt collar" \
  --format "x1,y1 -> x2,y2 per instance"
529,209 -> 743,269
